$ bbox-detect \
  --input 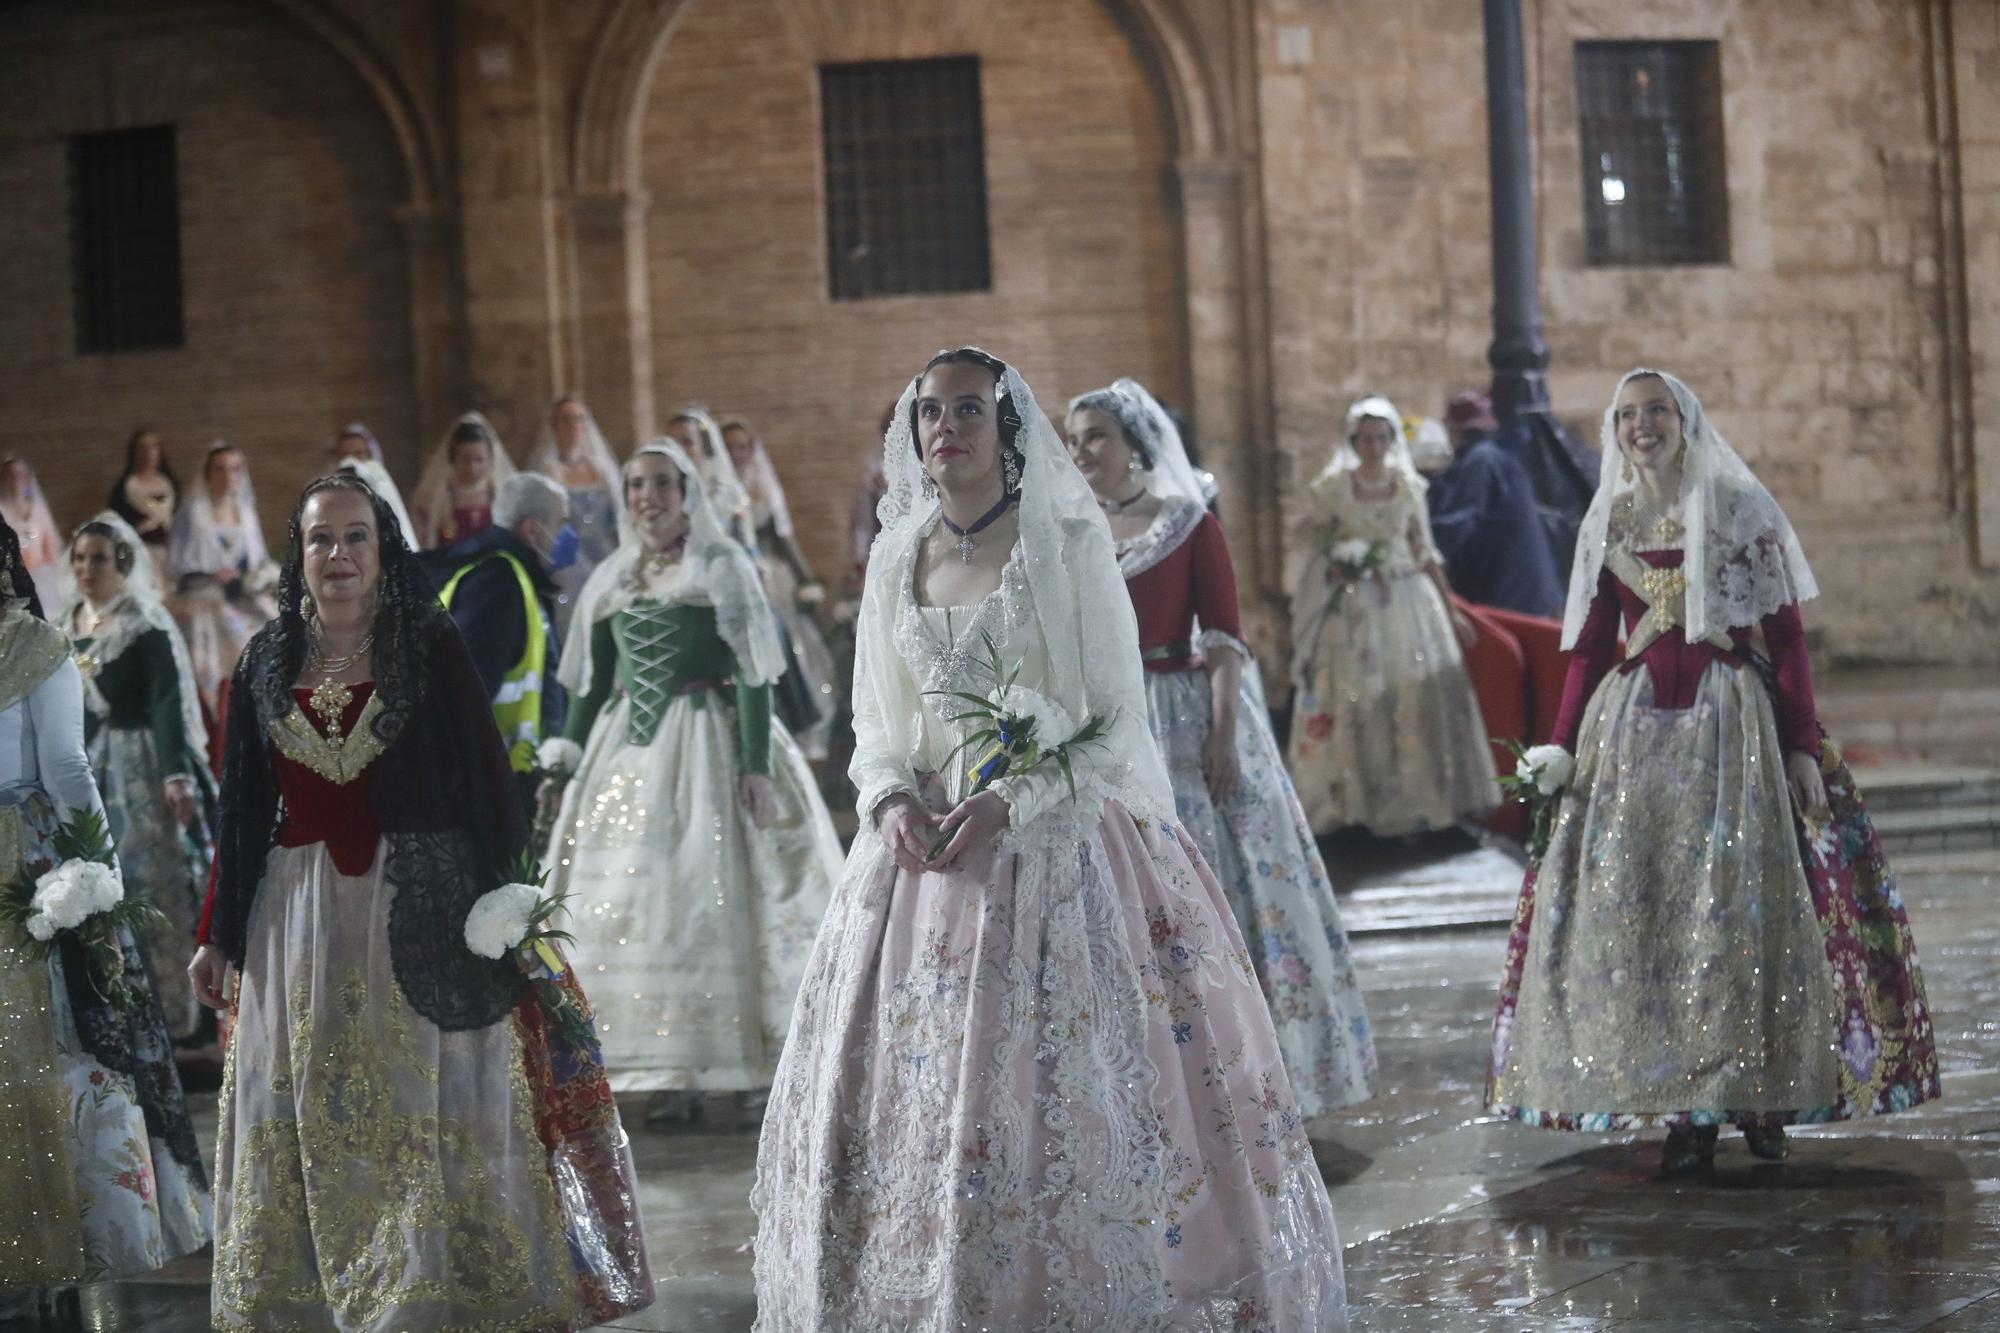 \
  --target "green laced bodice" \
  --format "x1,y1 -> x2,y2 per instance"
564,598 -> 772,773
